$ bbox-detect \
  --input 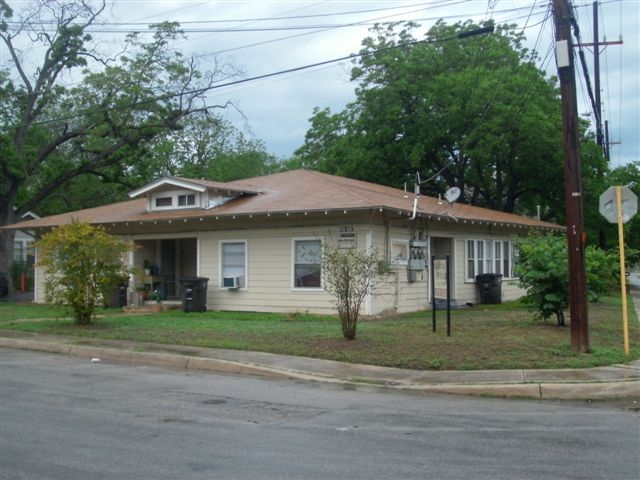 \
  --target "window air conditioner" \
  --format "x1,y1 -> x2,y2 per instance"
222,275 -> 241,289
